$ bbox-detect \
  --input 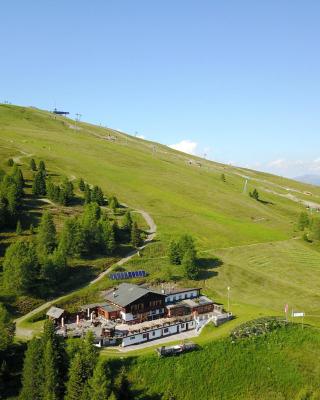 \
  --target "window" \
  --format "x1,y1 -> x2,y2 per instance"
181,324 -> 185,328
163,328 -> 169,333
152,331 -> 156,336
130,336 -> 135,340
143,334 -> 147,339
